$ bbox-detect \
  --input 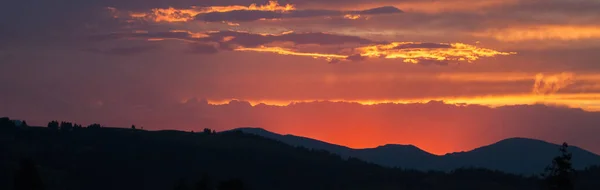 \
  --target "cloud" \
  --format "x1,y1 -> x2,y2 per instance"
118,0 -> 402,23
186,43 -> 220,54
124,1 -> 296,23
355,42 -> 515,64
533,73 -> 576,95
90,30 -> 514,64
473,25 -> 600,42
196,6 -> 403,22
91,30 -> 374,46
